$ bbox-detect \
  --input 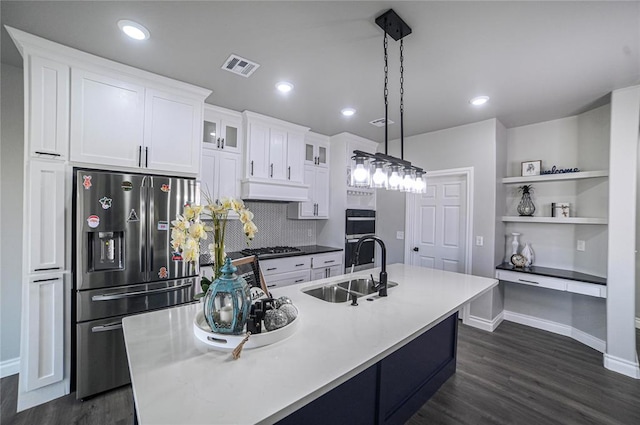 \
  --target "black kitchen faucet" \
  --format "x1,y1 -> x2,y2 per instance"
353,235 -> 388,297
